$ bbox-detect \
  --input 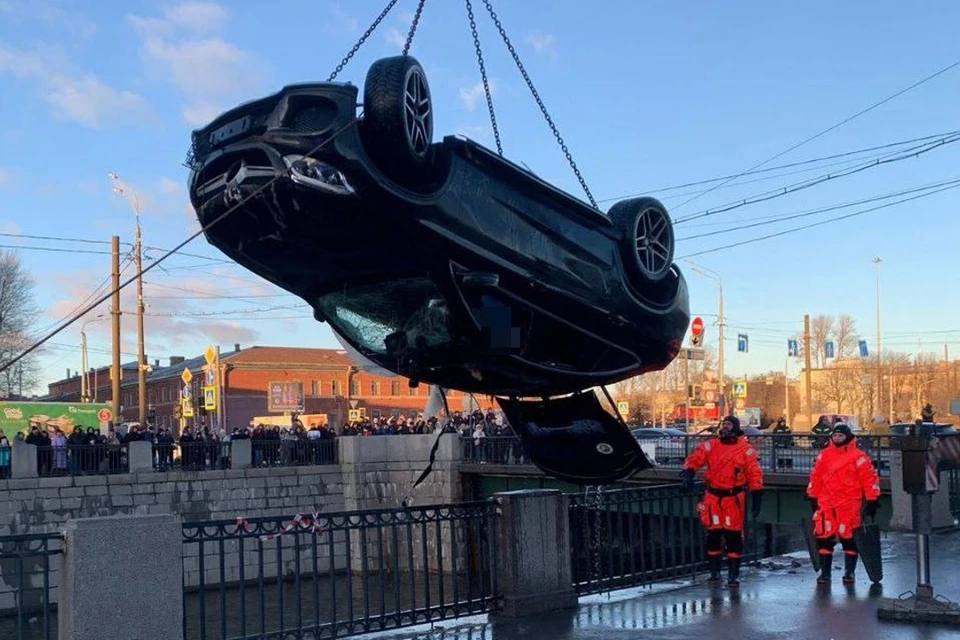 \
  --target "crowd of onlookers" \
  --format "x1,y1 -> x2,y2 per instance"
0,407 -> 522,477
